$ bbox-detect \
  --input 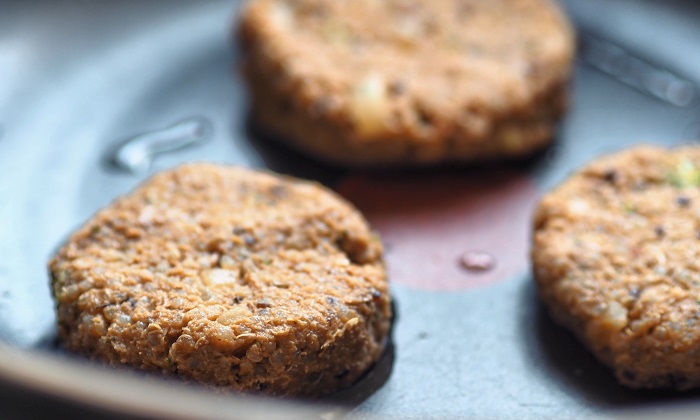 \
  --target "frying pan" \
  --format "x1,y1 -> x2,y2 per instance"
2,0 -> 700,417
